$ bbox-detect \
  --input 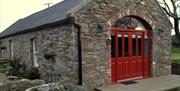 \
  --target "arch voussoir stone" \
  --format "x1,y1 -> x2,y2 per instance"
107,9 -> 155,28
